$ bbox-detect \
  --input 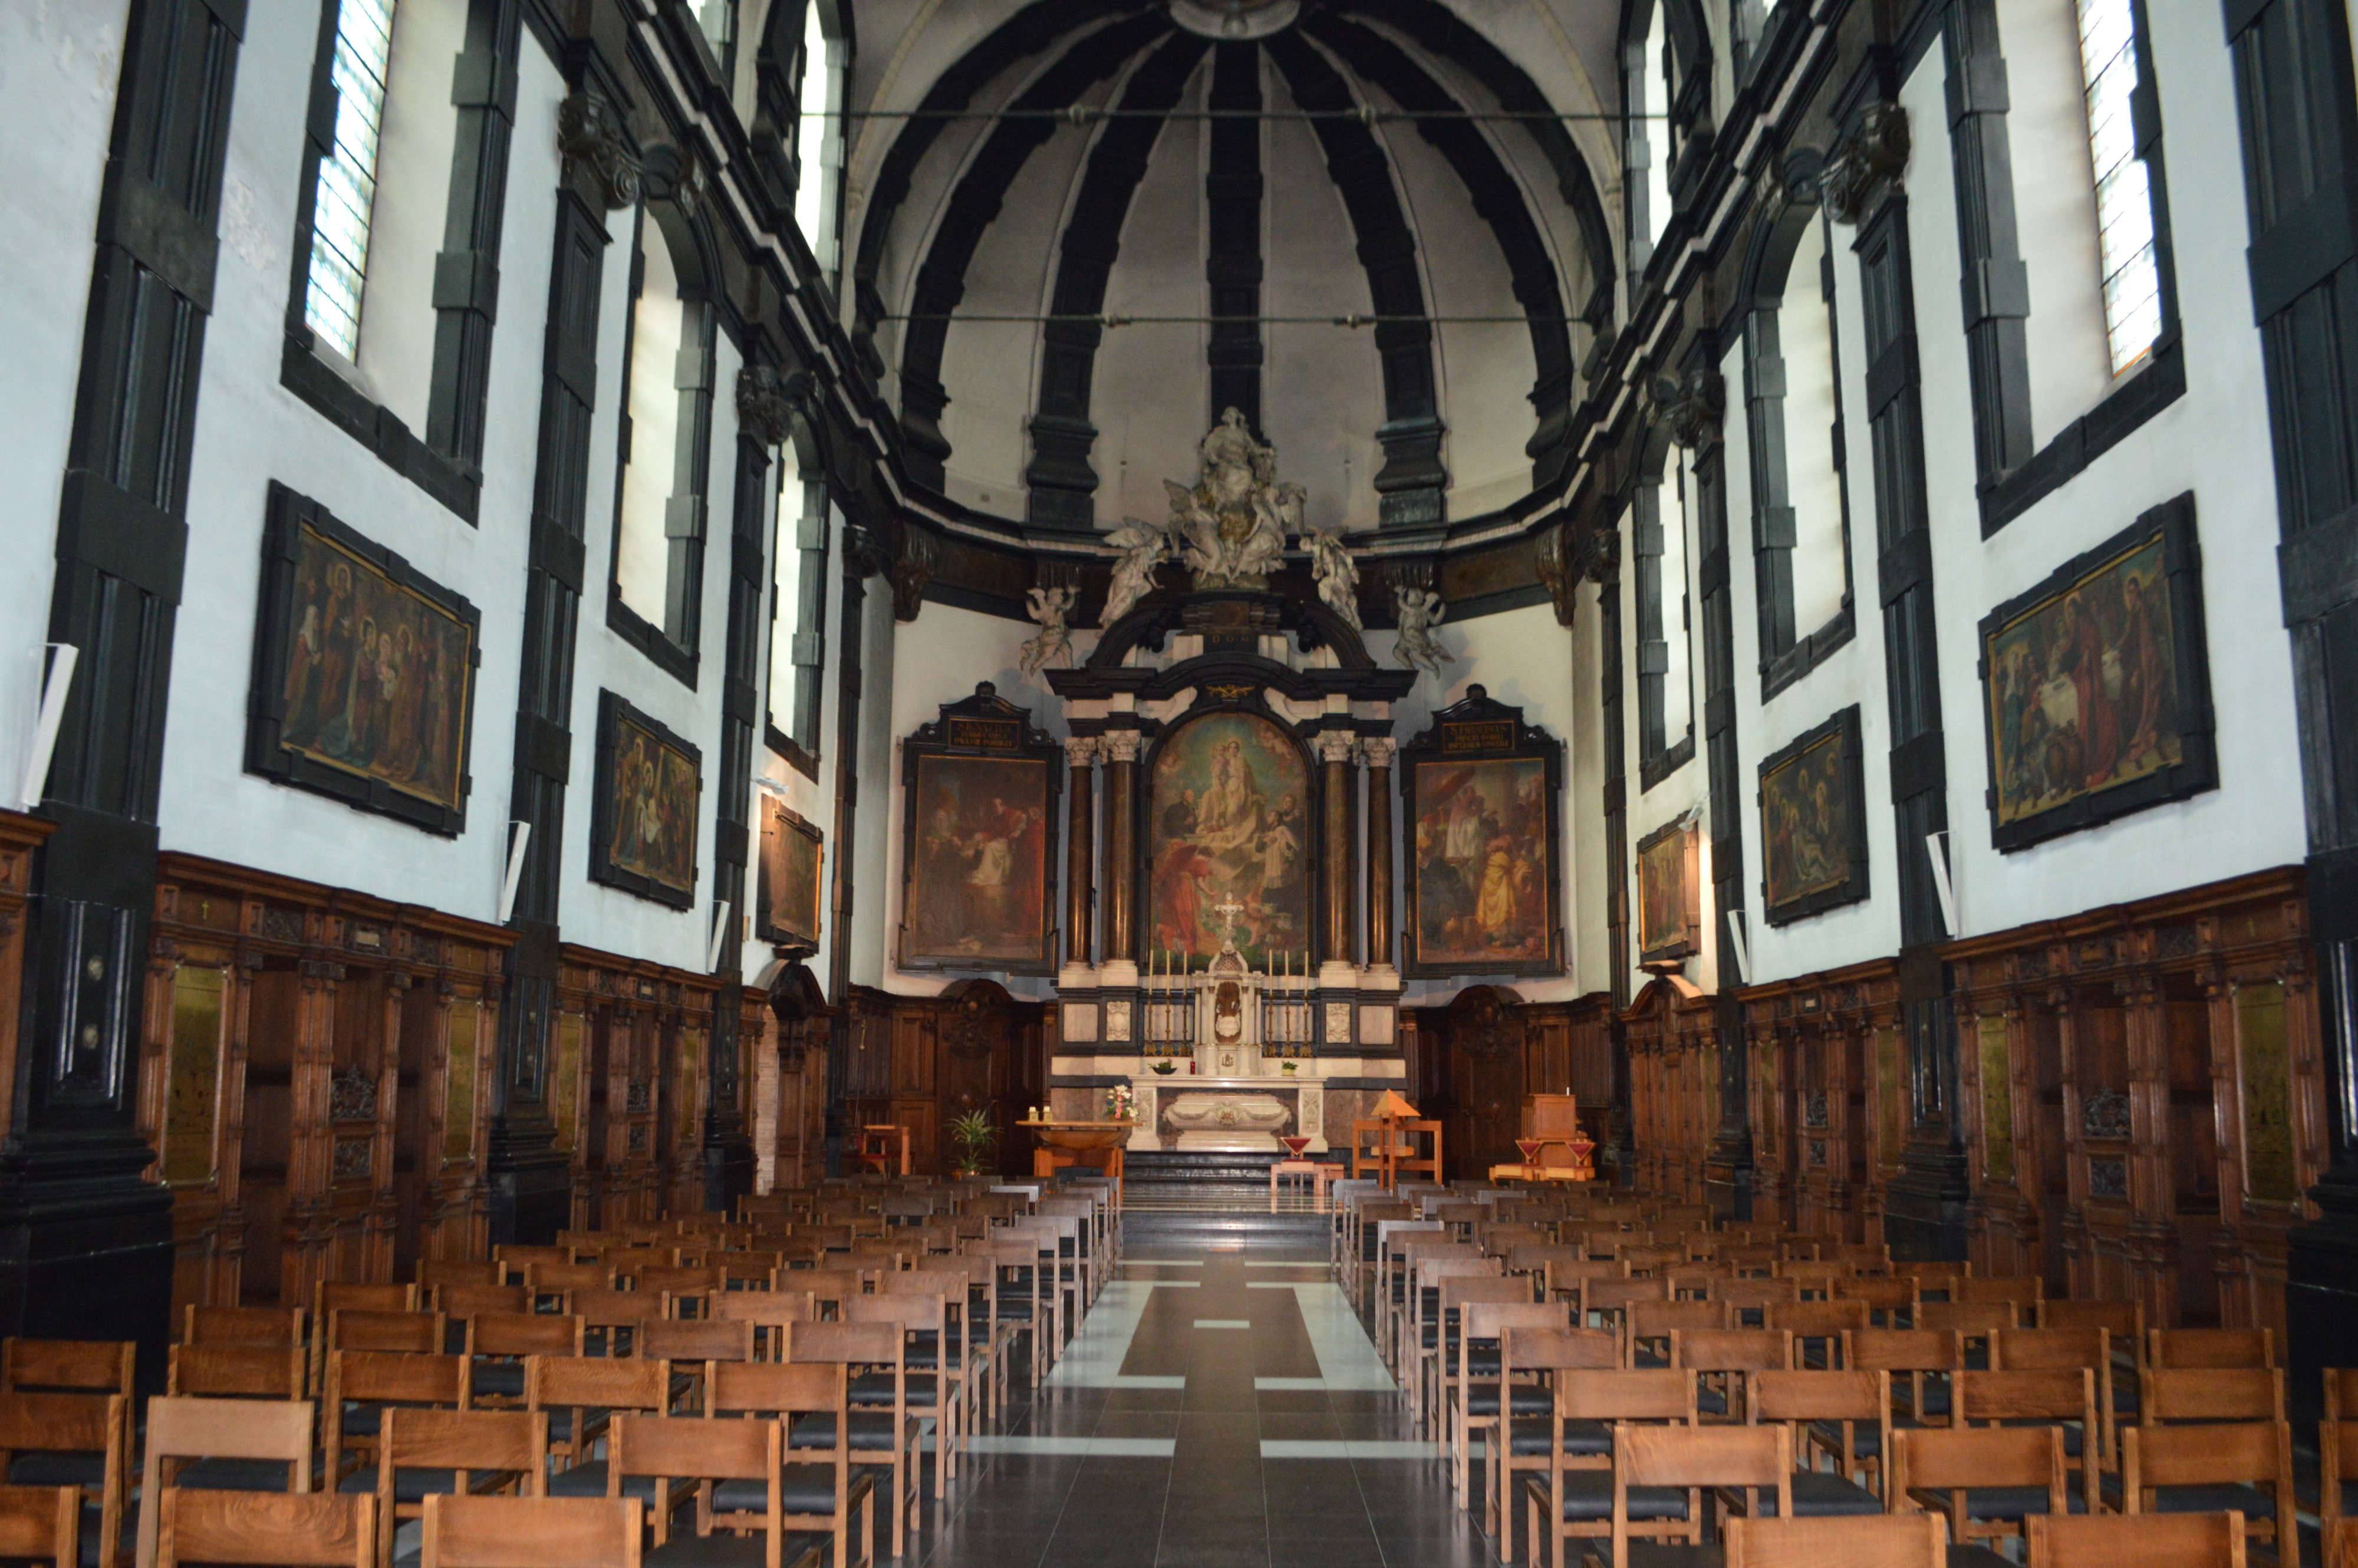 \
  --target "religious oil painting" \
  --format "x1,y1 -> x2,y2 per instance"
247,483 -> 479,835
1409,757 -> 1552,970
1400,687 -> 1565,979
903,755 -> 1053,969
1980,493 -> 2216,851
1147,710 -> 1310,969
756,798 -> 824,953
590,693 -> 702,909
1635,819 -> 1698,966
1758,707 -> 1868,925
897,683 -> 1061,974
